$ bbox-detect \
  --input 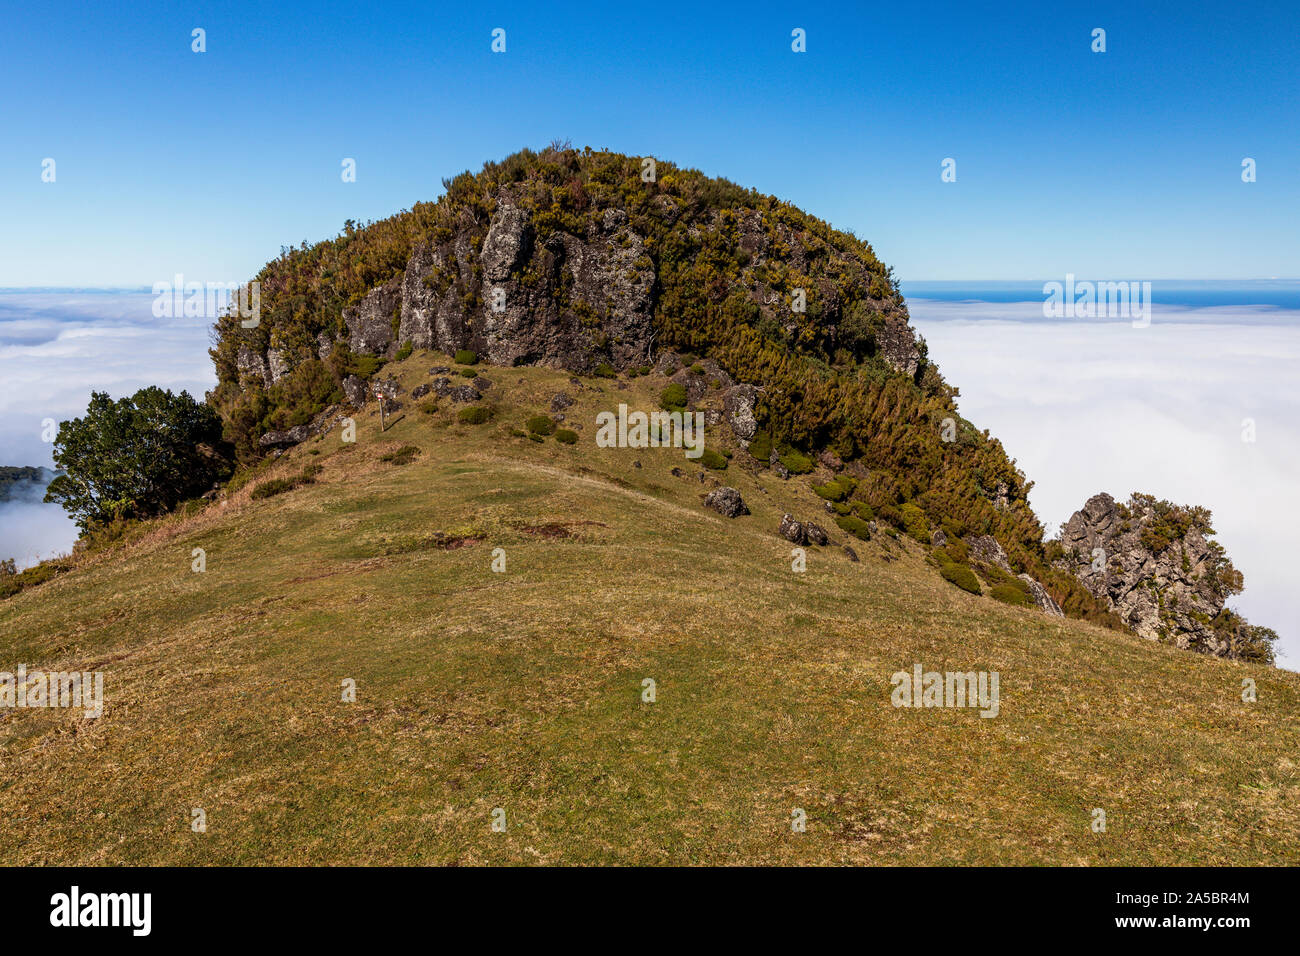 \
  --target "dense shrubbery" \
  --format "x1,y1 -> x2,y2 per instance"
458,406 -> 492,424
555,428 -> 579,444
454,350 -> 478,365
990,582 -> 1033,607
835,515 -> 872,541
